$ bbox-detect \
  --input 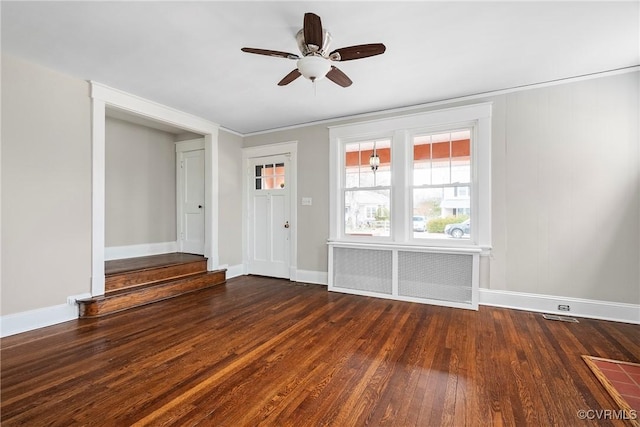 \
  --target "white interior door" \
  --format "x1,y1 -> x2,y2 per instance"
248,155 -> 290,278
179,149 -> 205,255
